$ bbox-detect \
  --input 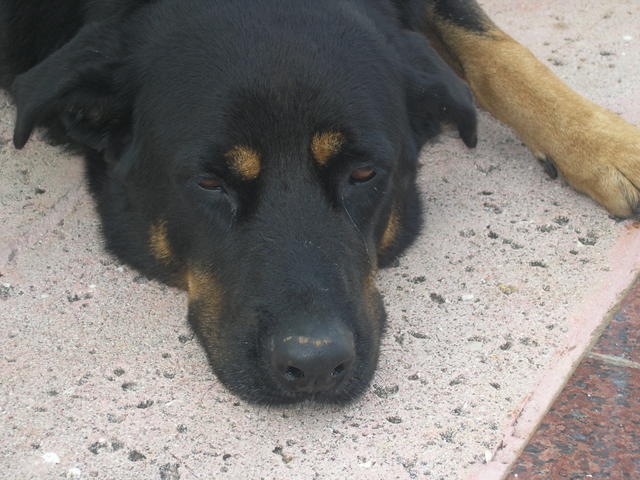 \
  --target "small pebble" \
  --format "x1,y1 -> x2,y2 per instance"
430,293 -> 445,304
42,452 -> 60,464
484,450 -> 493,463
67,467 -> 82,479
137,399 -> 154,409
128,450 -> 146,462
88,439 -> 108,454
498,284 -> 518,295
500,341 -> 513,351
159,463 -> 181,480
373,384 -> 399,399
